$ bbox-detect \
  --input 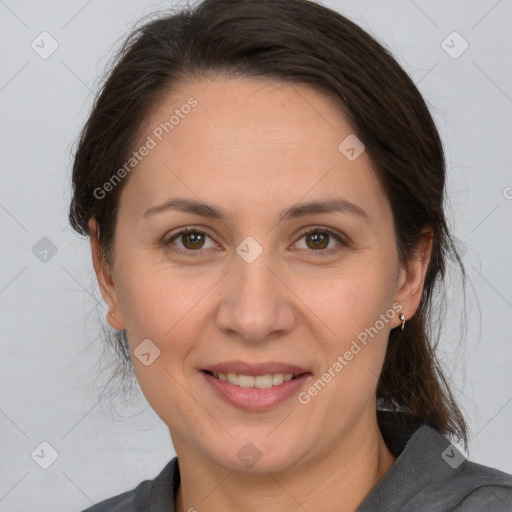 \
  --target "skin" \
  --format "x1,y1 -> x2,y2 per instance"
89,76 -> 433,512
